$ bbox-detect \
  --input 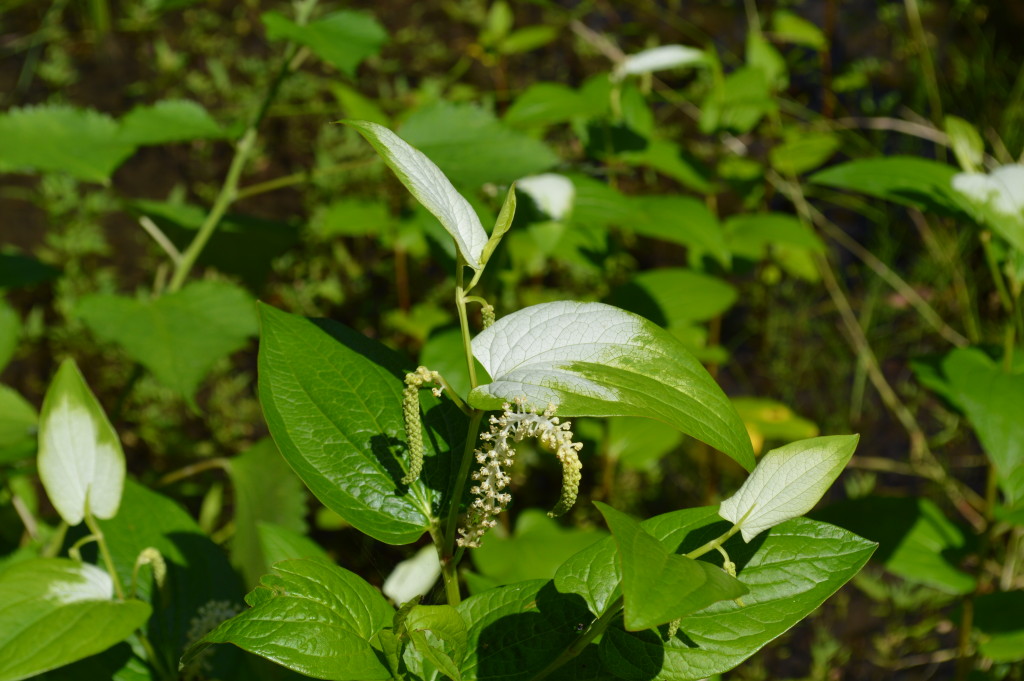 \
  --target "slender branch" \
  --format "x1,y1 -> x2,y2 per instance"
441,410 -> 484,605
138,216 -> 182,264
84,512 -> 125,600
234,157 -> 376,200
530,596 -> 624,681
